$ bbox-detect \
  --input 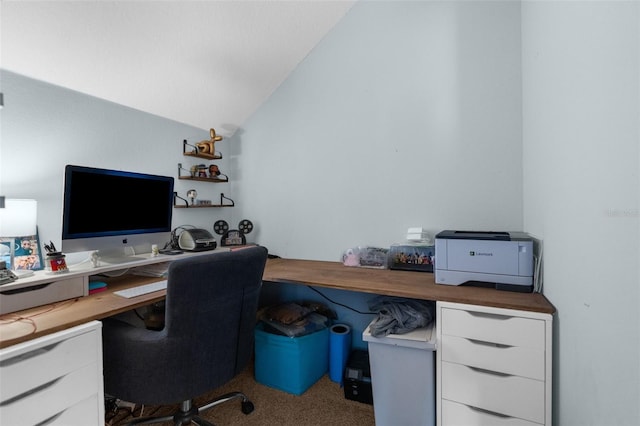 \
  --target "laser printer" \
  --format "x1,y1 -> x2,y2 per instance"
435,230 -> 534,292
